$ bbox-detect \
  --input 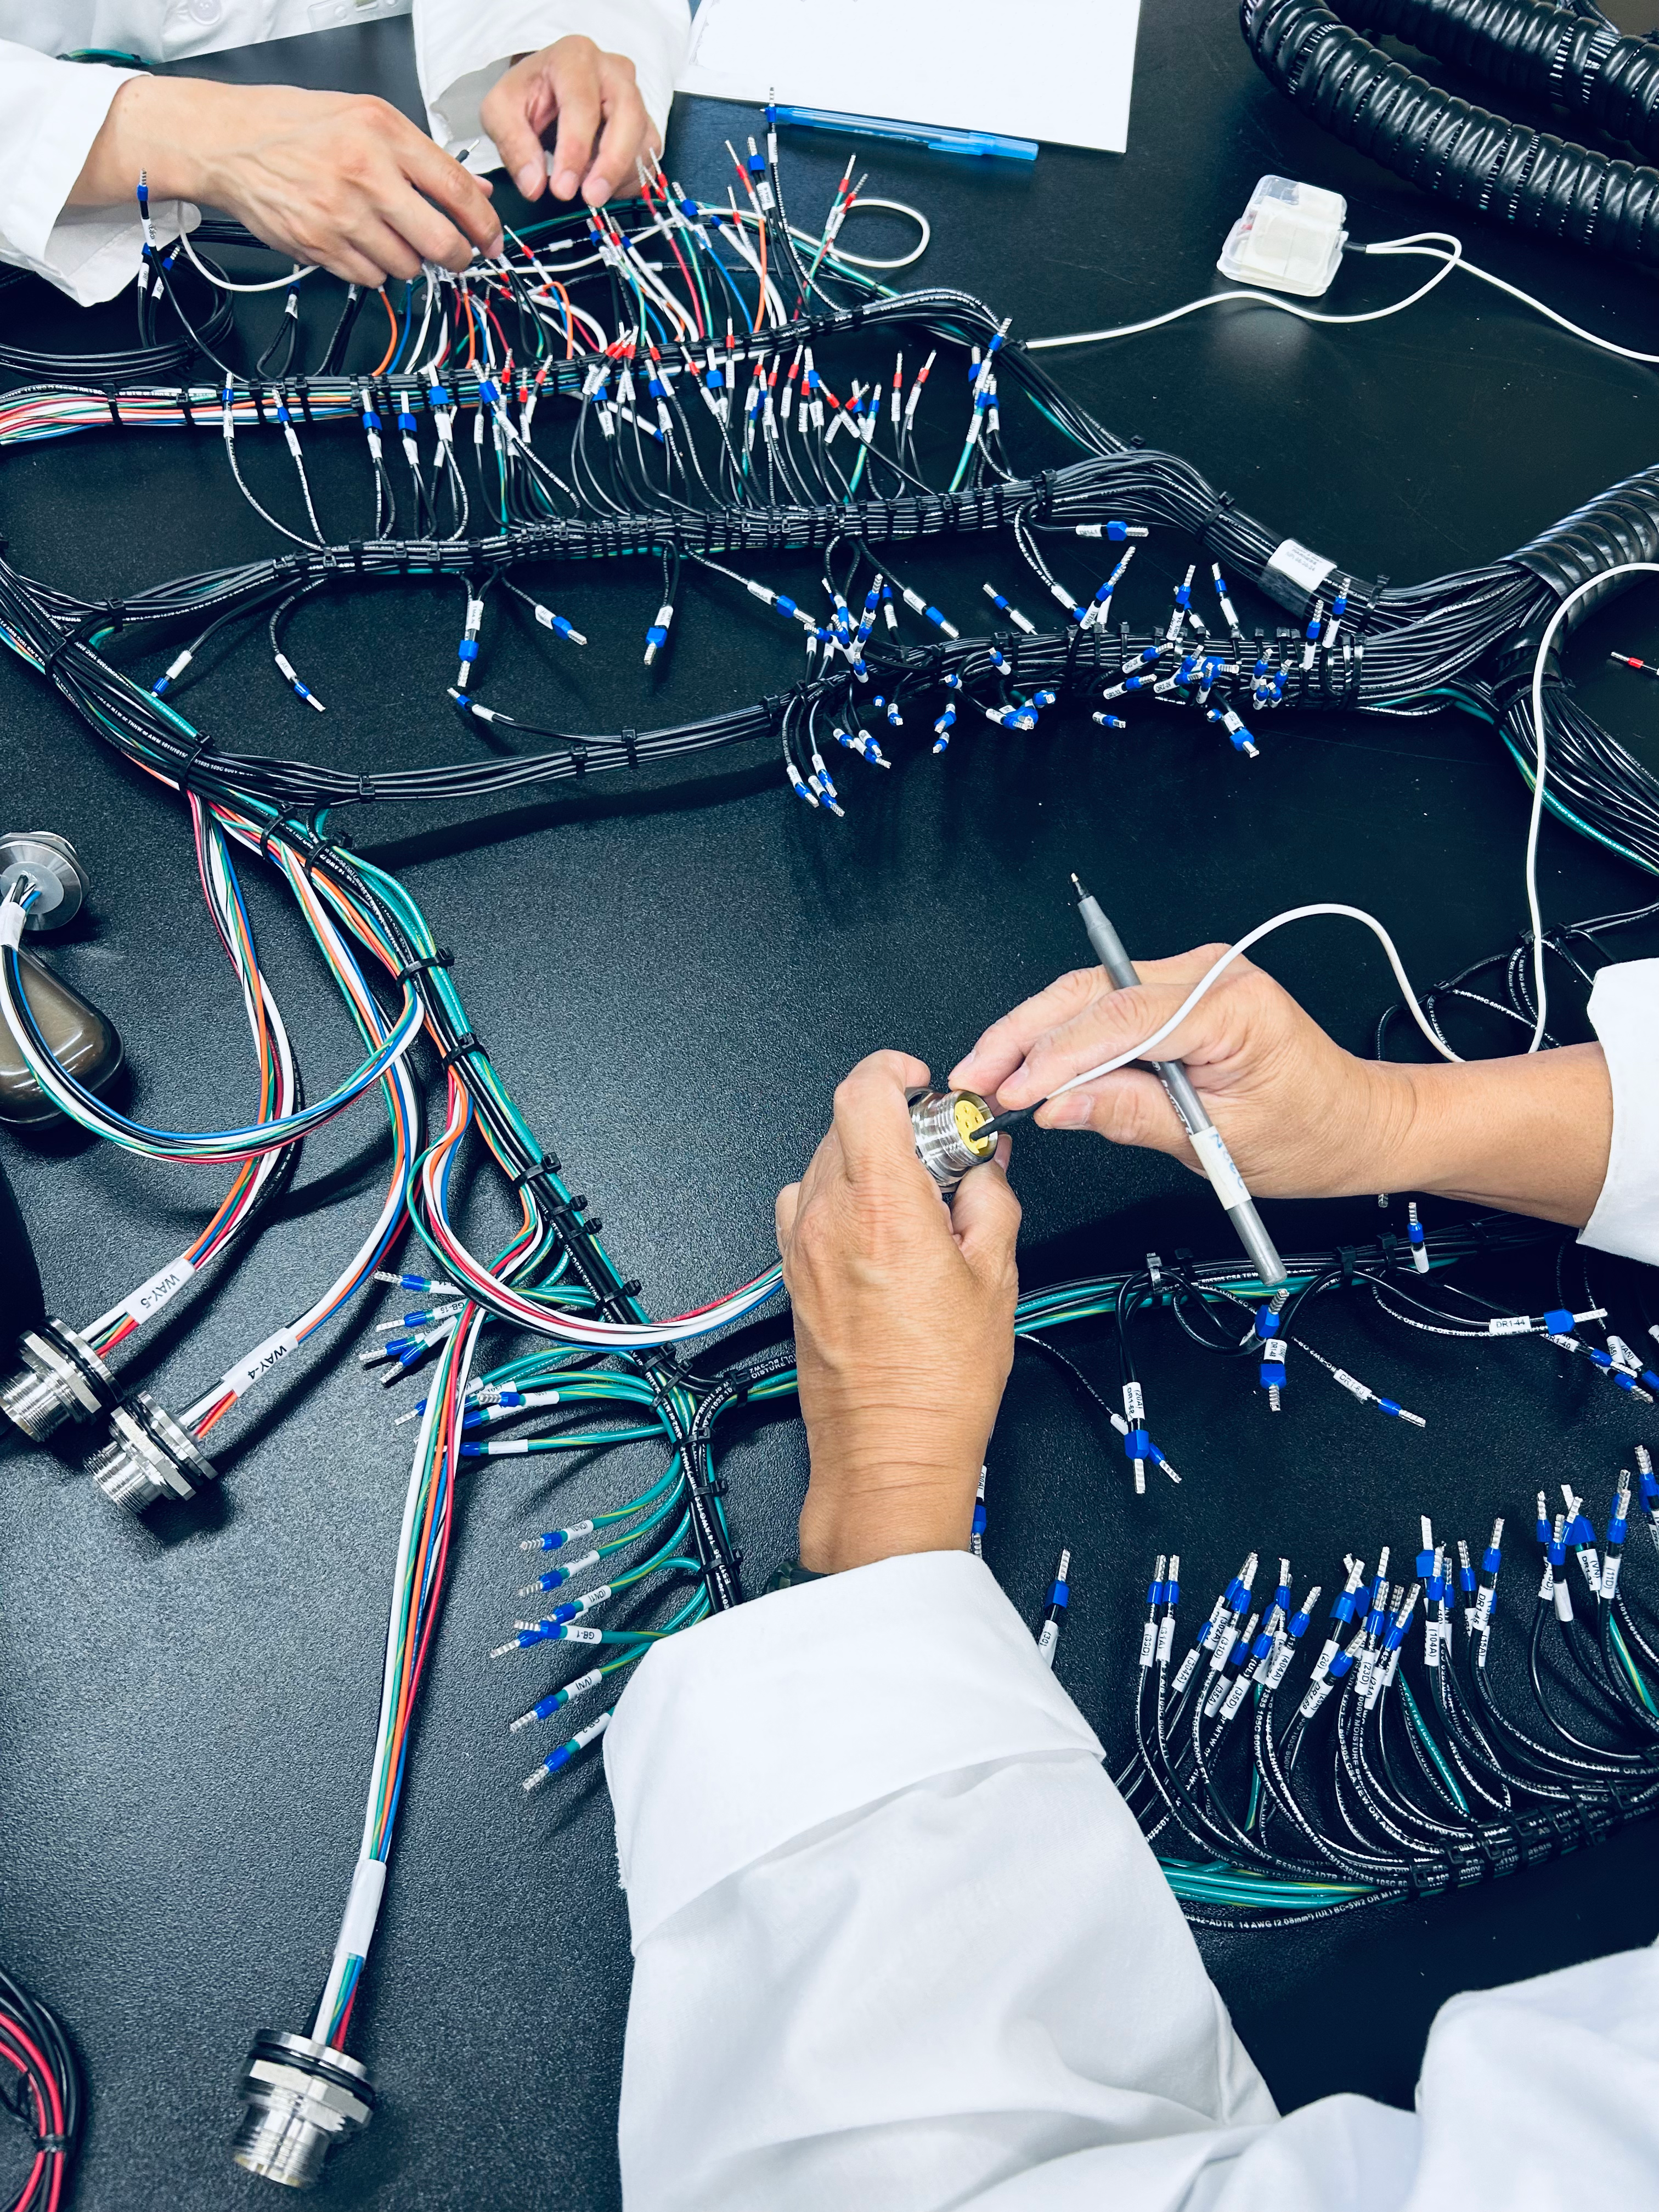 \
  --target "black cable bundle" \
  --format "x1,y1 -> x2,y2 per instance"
1242,0 -> 1659,266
